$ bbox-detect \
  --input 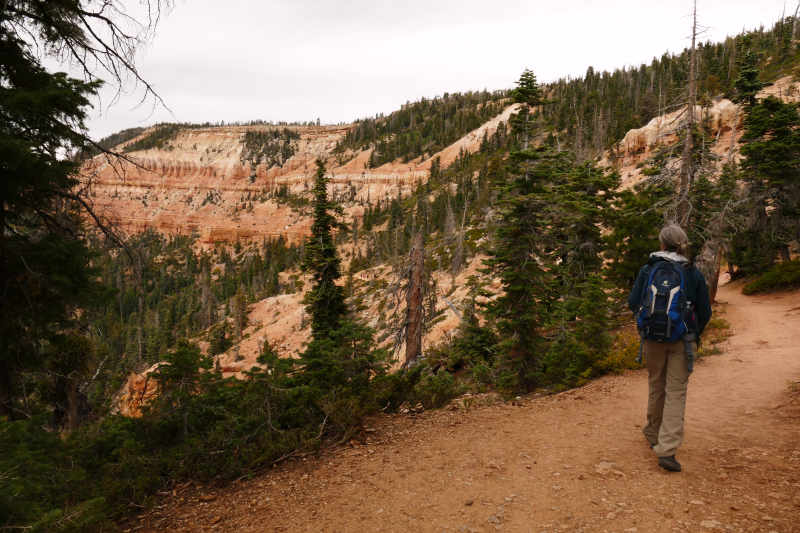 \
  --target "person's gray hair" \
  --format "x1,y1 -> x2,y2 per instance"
659,225 -> 690,257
